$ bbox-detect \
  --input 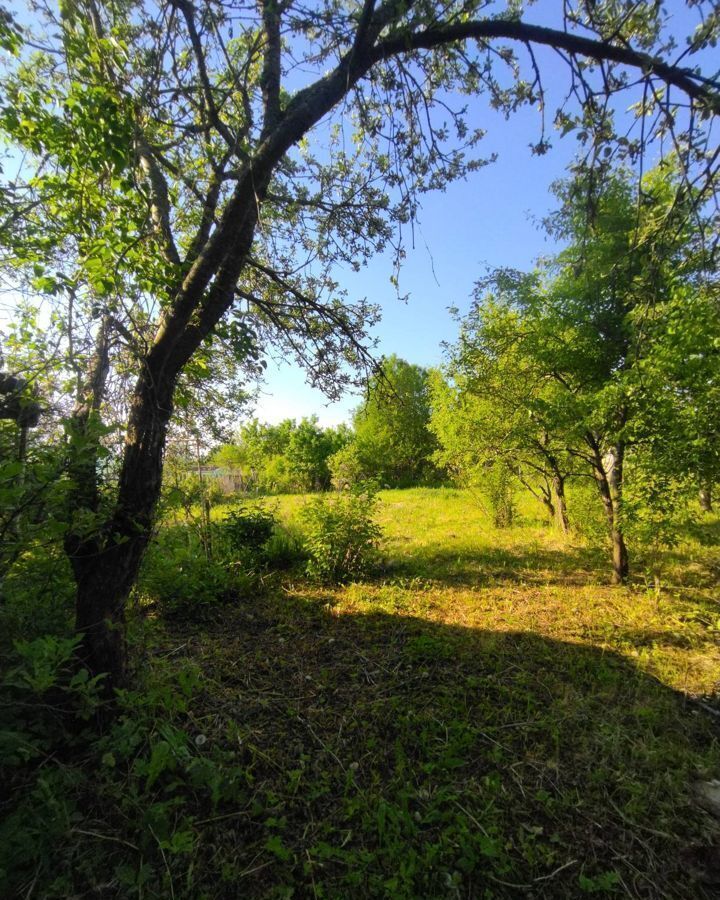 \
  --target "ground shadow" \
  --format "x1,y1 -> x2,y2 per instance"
144,592 -> 720,899
380,541 -> 612,588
